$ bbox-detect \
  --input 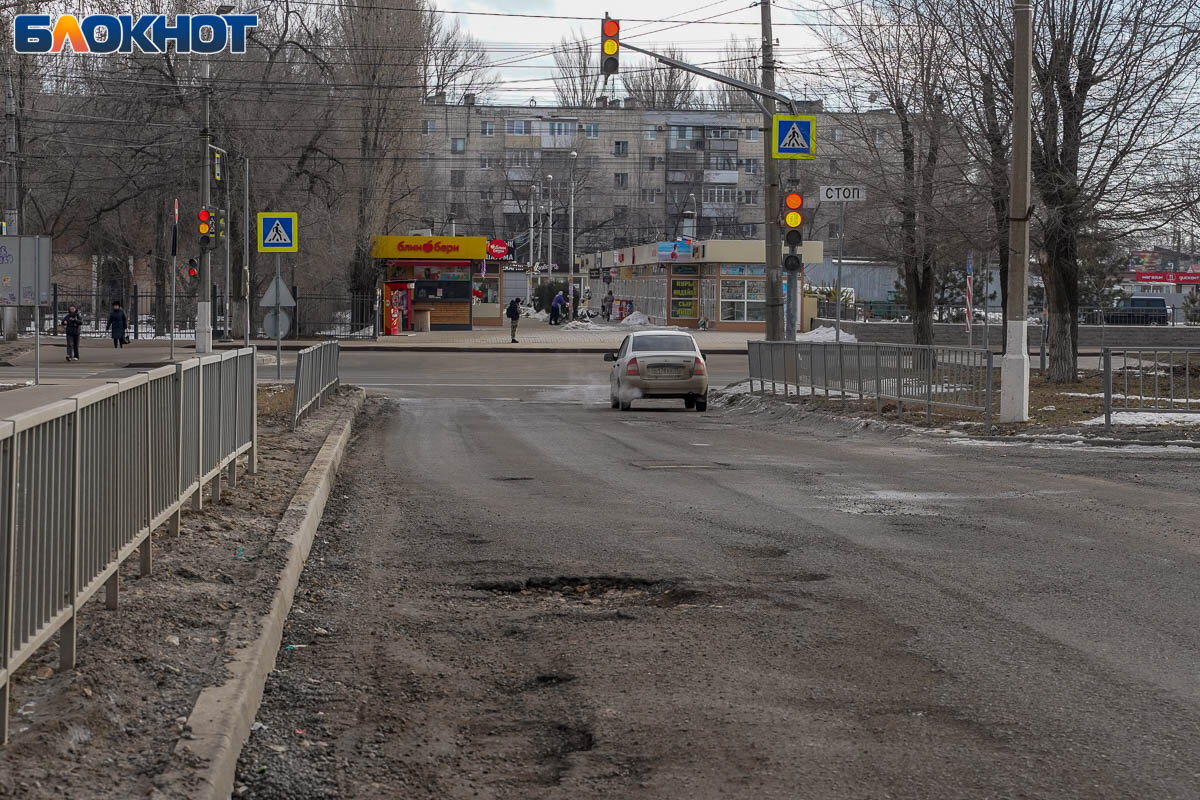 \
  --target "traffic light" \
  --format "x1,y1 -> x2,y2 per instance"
601,16 -> 620,75
187,258 -> 198,278
214,208 -> 227,240
783,191 -> 804,270
198,207 -> 216,250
